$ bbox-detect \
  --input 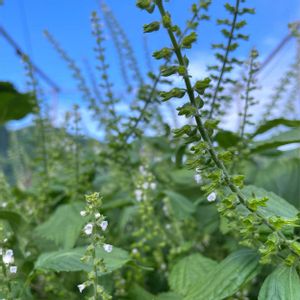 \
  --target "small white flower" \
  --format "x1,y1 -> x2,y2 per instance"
150,182 -> 157,190
194,173 -> 202,184
83,223 -> 93,235
3,249 -> 14,265
103,243 -> 113,253
9,266 -> 17,274
142,182 -> 149,189
165,224 -> 171,230
1,202 -> 7,208
77,283 -> 86,293
132,248 -> 138,255
207,192 -> 217,202
134,189 -> 143,202
160,263 -> 167,270
139,166 -> 146,176
80,210 -> 87,217
100,220 -> 108,231
95,212 -> 101,219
